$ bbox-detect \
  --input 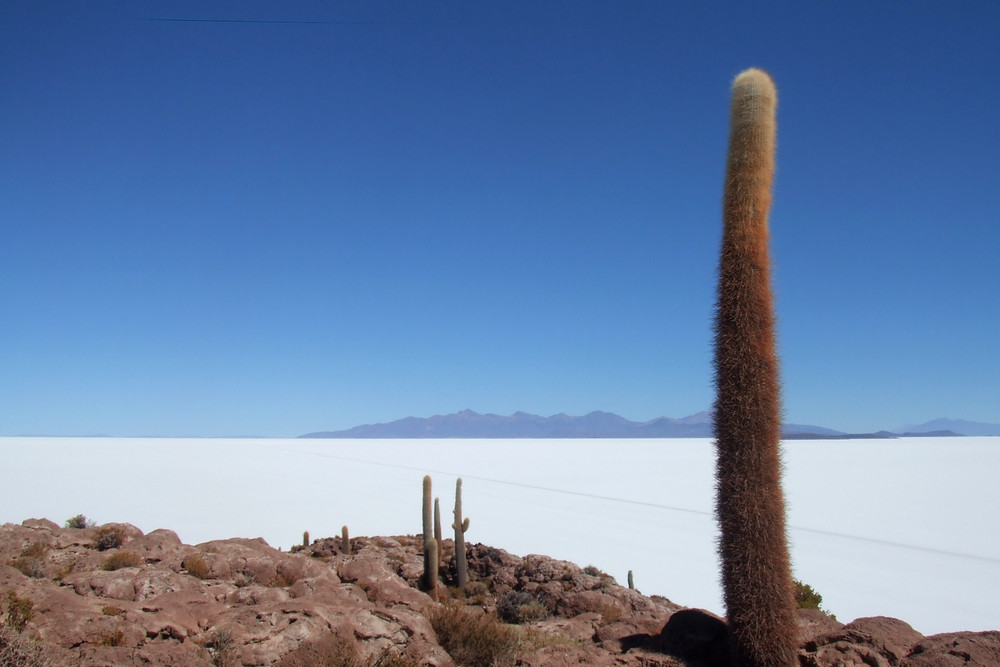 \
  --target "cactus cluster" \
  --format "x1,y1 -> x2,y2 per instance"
420,475 -> 472,597
713,67 -> 798,667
